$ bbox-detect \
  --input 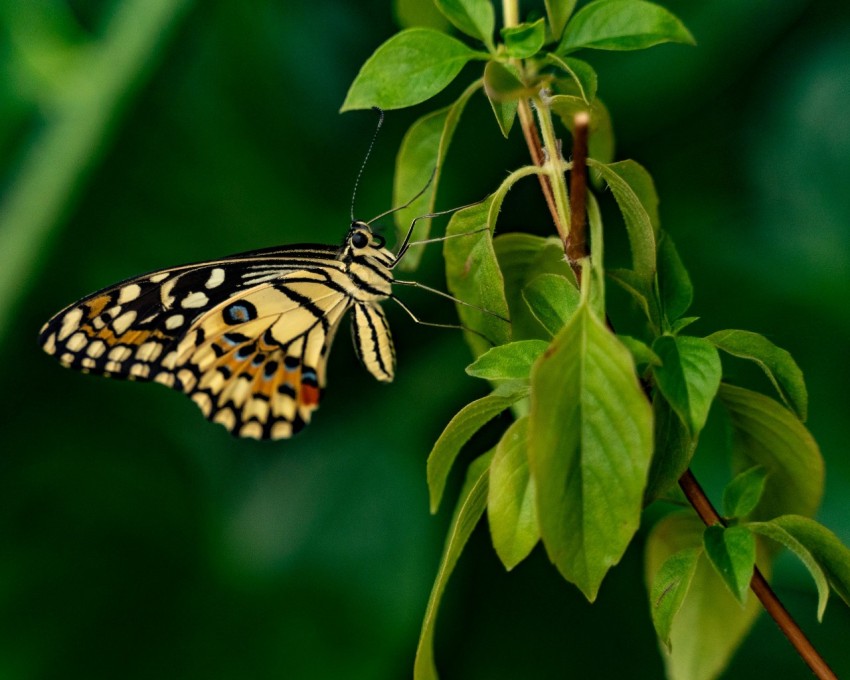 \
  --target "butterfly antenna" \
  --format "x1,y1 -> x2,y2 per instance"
366,167 -> 437,226
350,107 -> 385,223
